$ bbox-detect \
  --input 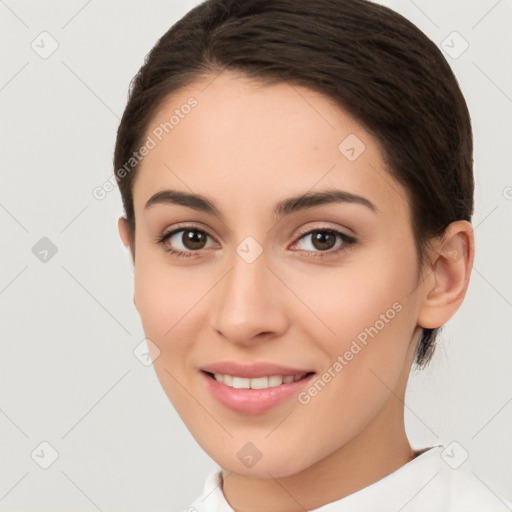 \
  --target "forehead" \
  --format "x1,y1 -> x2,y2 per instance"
132,71 -> 408,220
